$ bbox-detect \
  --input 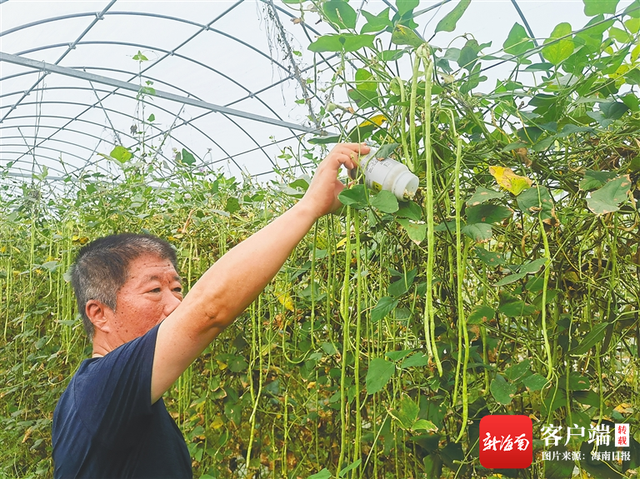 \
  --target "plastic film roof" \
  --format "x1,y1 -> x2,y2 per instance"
0,0 -> 344,183
0,0 -> 604,185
